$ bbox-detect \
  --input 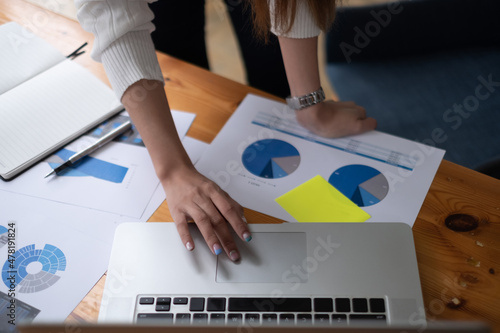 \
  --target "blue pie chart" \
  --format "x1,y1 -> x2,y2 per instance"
328,165 -> 389,207
242,139 -> 300,179
0,225 -> 7,249
2,244 -> 66,293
